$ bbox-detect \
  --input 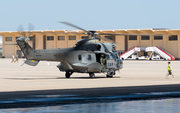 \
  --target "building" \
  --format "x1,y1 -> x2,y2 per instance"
0,29 -> 180,59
